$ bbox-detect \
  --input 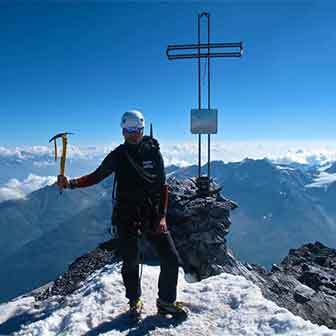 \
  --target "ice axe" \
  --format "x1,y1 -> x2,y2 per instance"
49,132 -> 74,193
